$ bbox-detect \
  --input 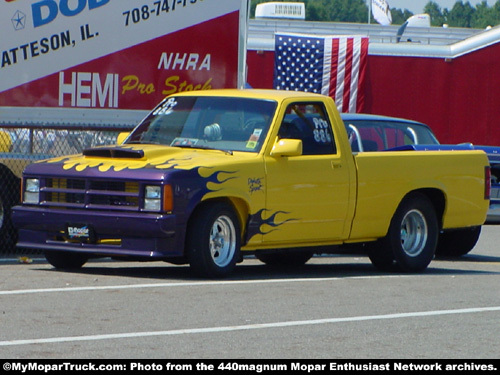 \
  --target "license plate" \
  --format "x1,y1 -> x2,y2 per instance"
66,224 -> 95,242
